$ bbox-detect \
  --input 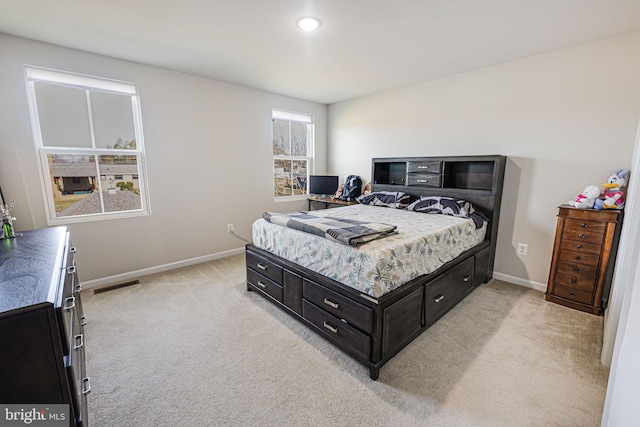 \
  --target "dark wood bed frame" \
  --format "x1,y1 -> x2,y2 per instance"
246,155 -> 506,379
